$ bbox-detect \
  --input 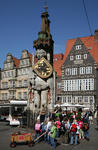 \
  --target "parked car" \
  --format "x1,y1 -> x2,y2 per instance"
10,118 -> 20,126
6,116 -> 20,126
